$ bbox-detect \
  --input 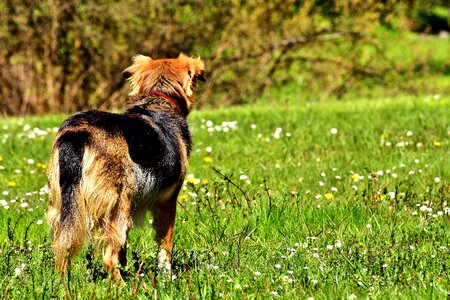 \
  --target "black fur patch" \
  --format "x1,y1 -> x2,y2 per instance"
57,131 -> 89,224
60,108 -> 192,189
